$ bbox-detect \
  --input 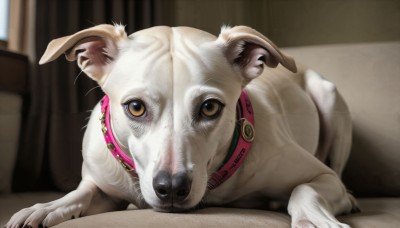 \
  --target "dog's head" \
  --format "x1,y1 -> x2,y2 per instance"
40,24 -> 296,212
